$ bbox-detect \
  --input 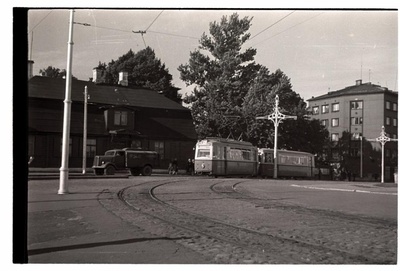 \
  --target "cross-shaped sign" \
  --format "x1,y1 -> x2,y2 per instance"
256,95 -> 297,178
